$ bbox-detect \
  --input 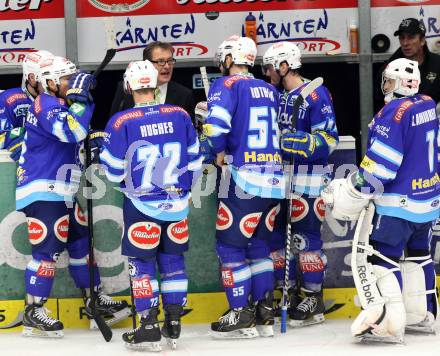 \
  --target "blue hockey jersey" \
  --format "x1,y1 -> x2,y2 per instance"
0,87 -> 32,148
278,82 -> 339,196
101,103 -> 202,221
204,74 -> 284,199
360,94 -> 440,223
16,94 -> 94,210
